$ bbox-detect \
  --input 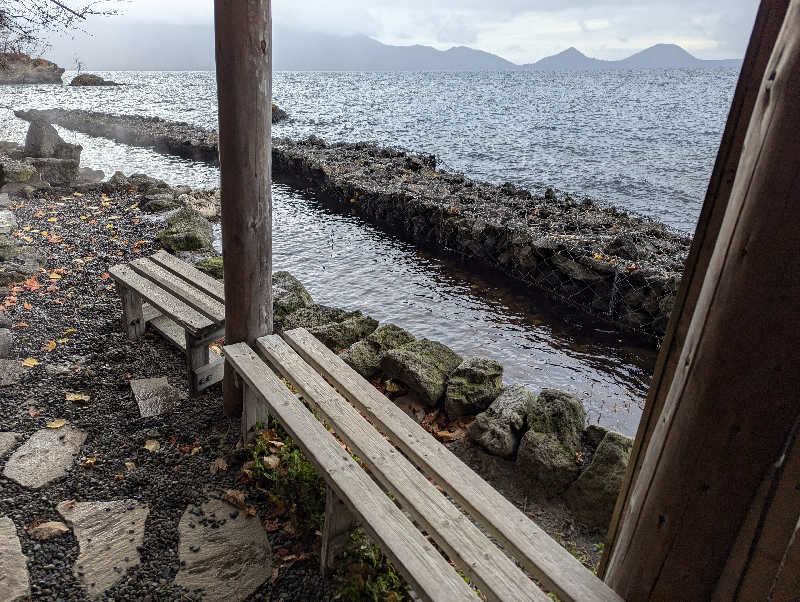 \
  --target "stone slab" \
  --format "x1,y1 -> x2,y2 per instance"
57,499 -> 148,598
0,328 -> 11,358
3,425 -> 87,488
0,359 -> 24,388
0,210 -> 16,235
0,517 -> 30,601
0,194 -> 10,208
175,499 -> 271,601
130,377 -> 184,418
0,432 -> 20,458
